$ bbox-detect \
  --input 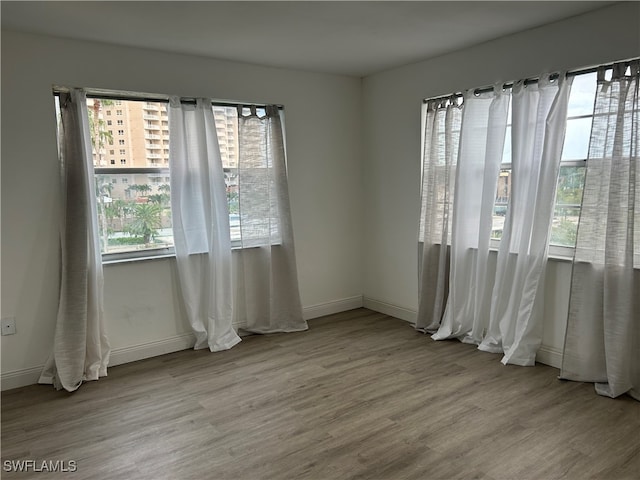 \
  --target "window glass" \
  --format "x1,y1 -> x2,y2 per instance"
87,98 -> 172,257
550,165 -> 585,247
489,72 -> 597,249
213,106 -> 241,243
562,117 -> 592,160
550,72 -> 596,249
566,72 -> 597,117
492,168 -> 511,241
212,105 -> 280,247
